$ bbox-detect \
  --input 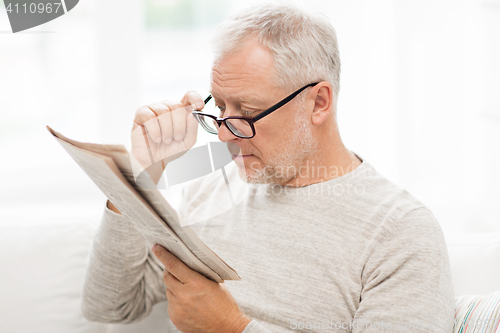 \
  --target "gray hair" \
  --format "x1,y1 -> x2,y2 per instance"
210,2 -> 341,100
